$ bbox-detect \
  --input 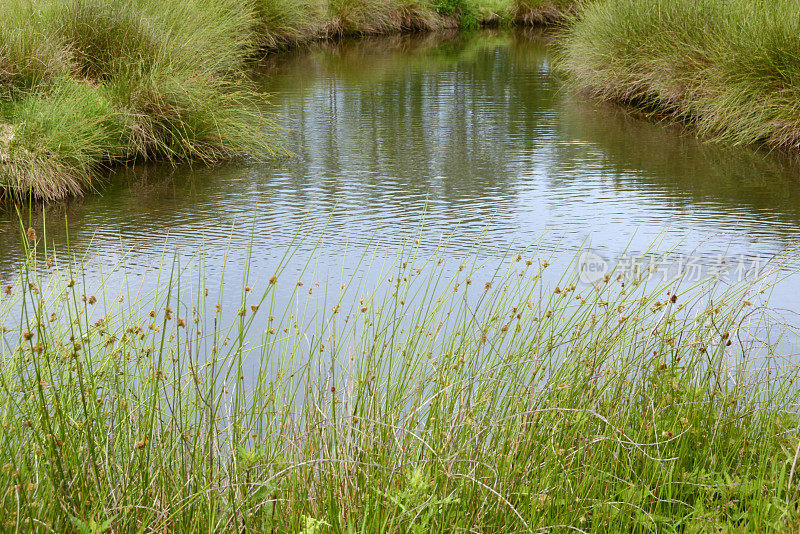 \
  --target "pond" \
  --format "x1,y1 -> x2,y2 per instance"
2,29 -> 800,316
